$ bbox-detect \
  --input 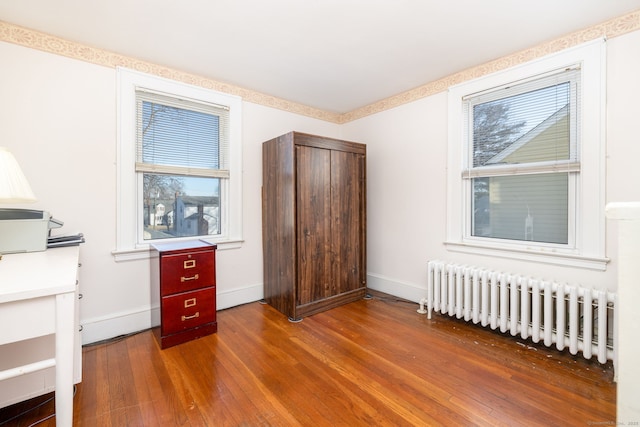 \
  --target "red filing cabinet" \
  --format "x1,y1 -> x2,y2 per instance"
150,240 -> 217,349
